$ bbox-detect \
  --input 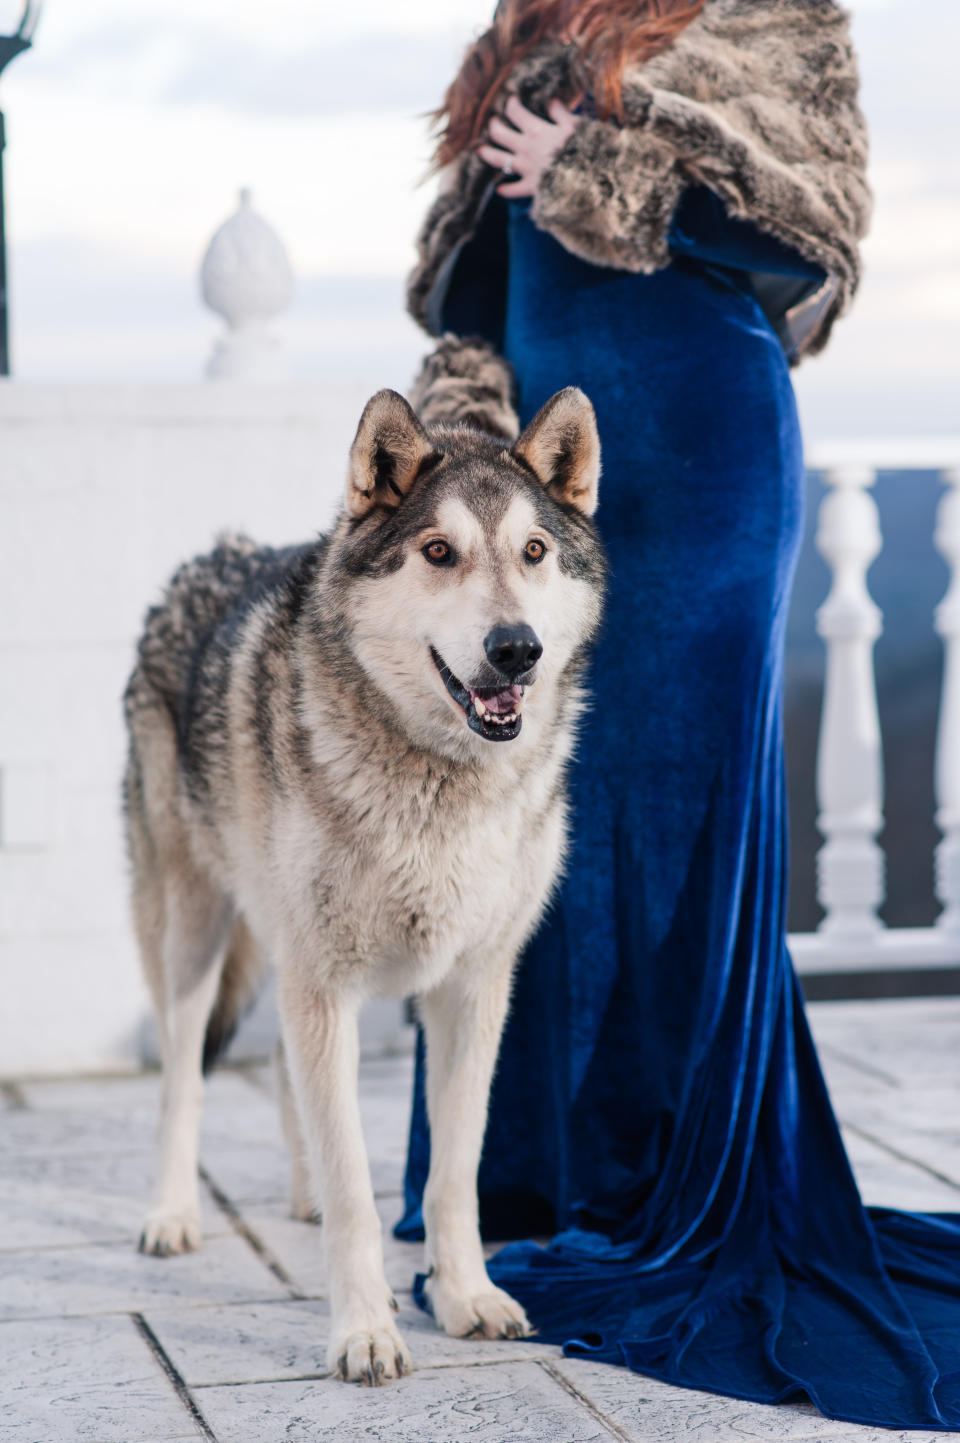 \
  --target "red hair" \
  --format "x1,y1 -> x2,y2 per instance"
434,0 -> 708,168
